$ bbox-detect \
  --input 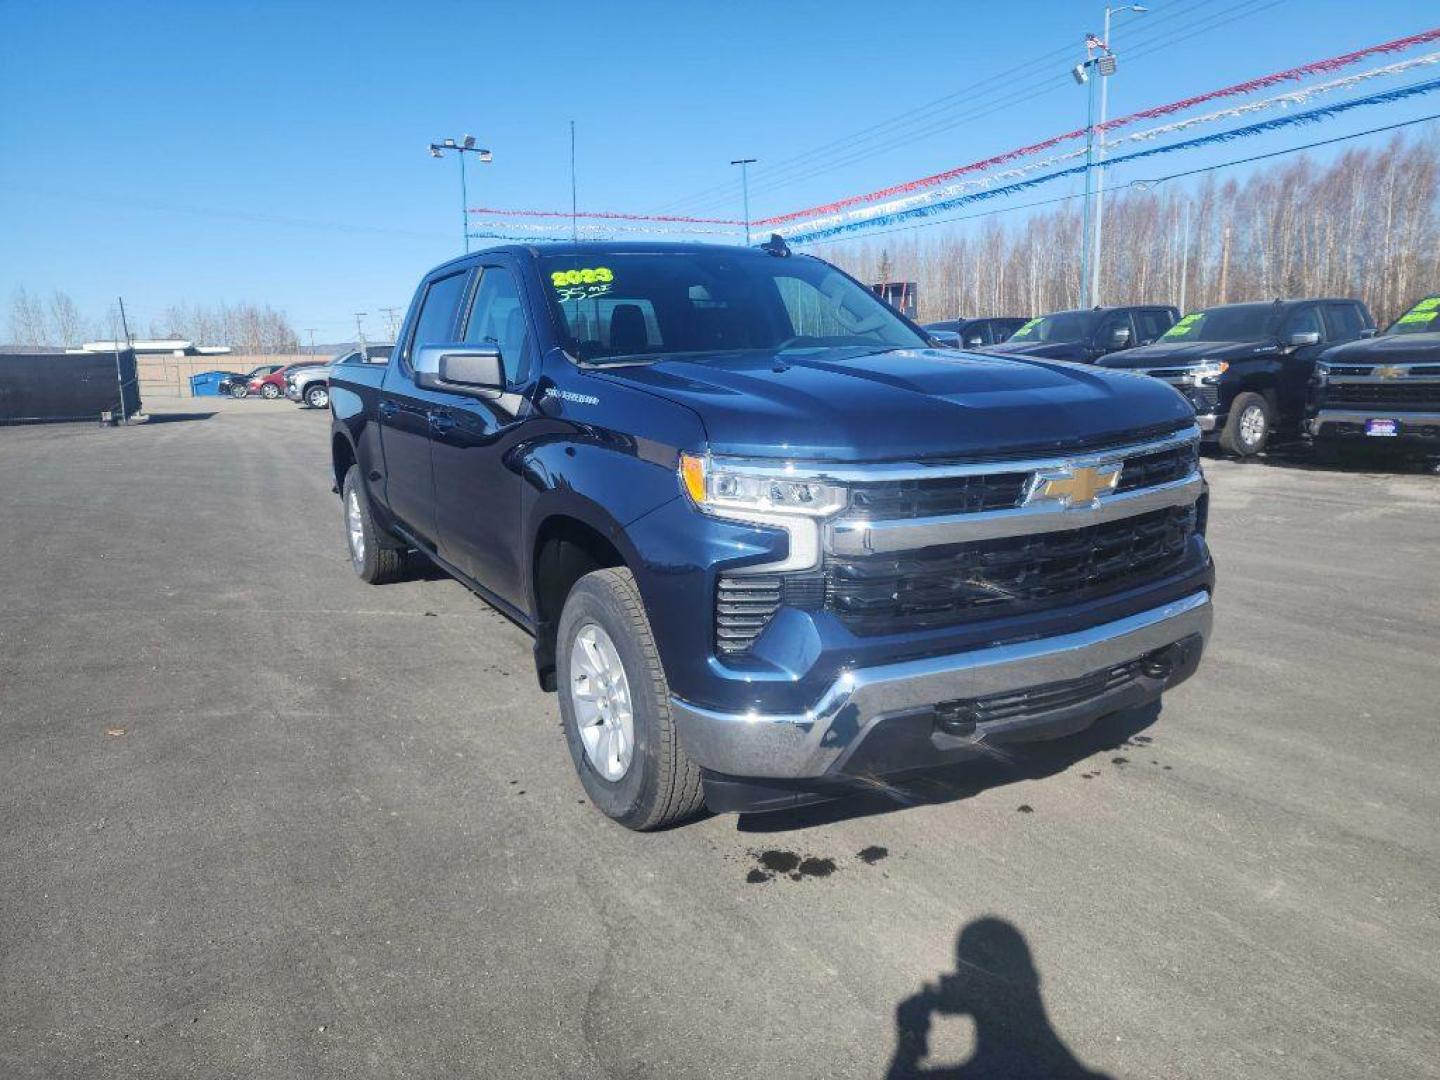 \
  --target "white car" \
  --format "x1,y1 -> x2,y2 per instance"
287,346 -> 393,408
